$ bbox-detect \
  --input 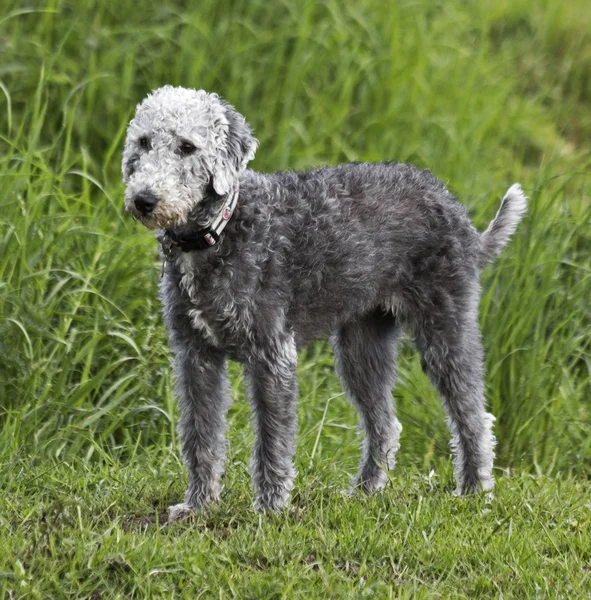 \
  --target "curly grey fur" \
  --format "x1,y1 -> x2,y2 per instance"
122,86 -> 527,520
